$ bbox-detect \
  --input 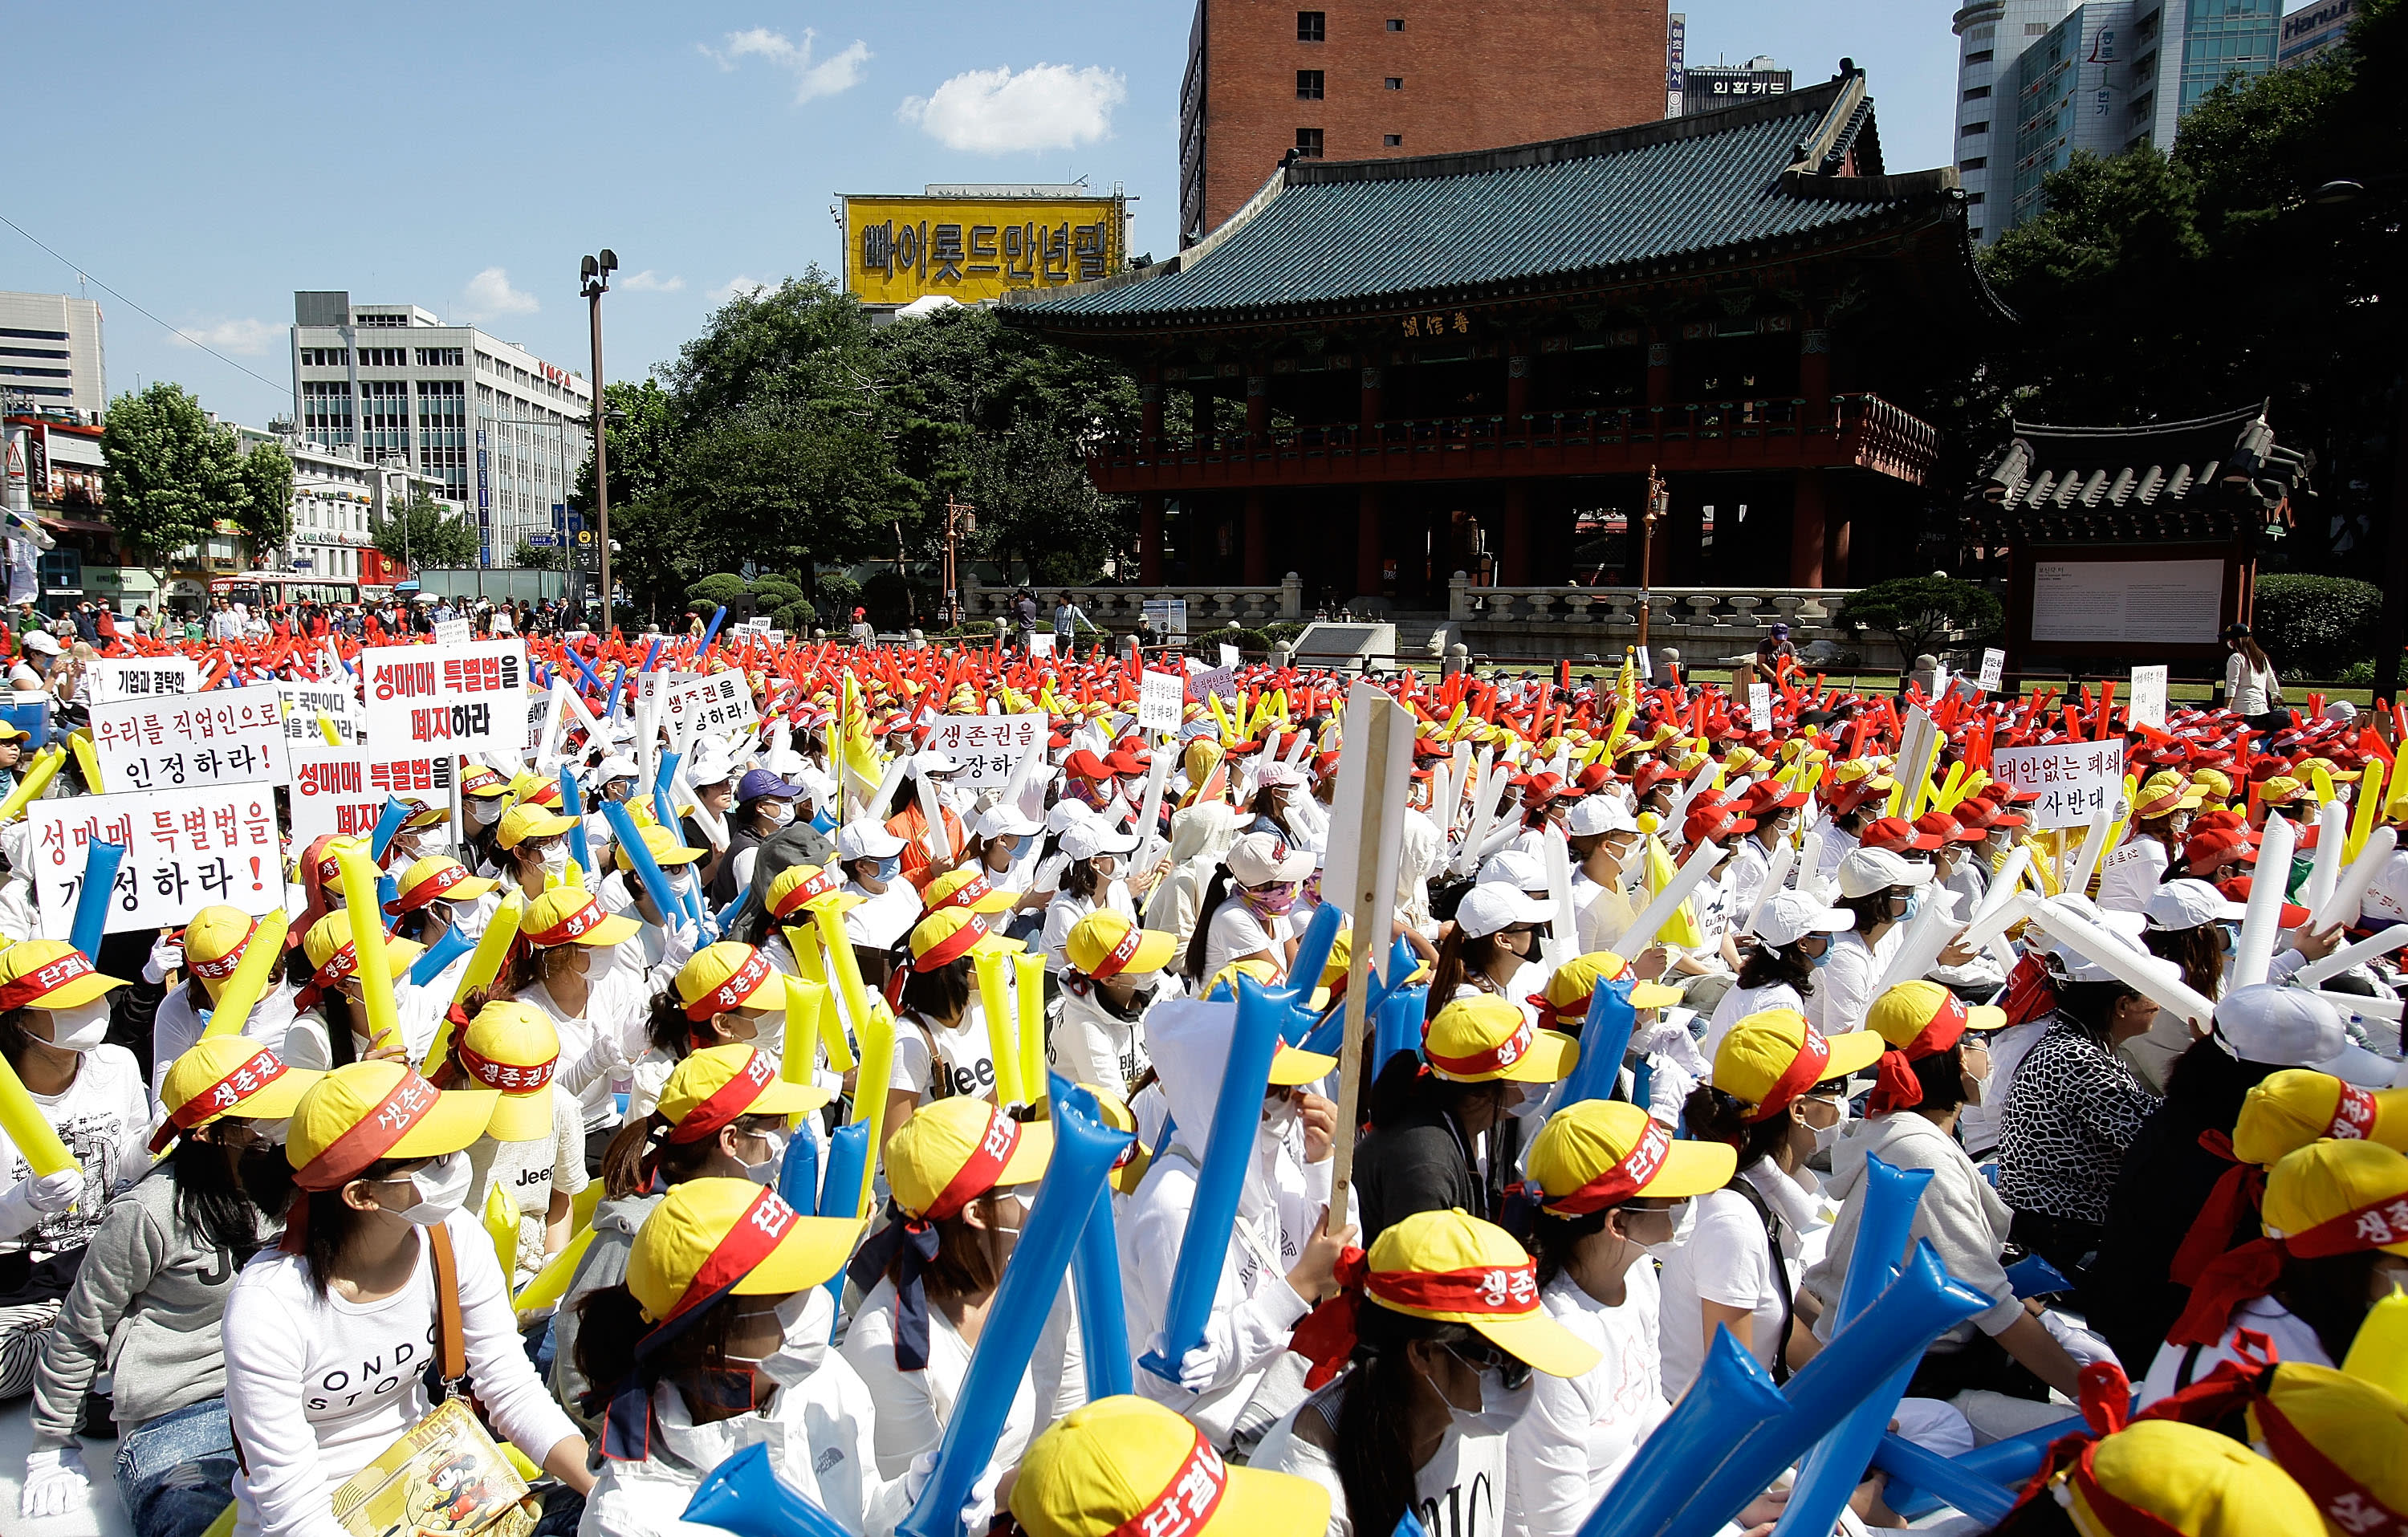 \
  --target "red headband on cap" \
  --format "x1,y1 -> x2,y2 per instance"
525,897 -> 611,946
1425,1012 -> 1537,1079
188,920 -> 260,982
1085,921 -> 1147,981
684,949 -> 775,1022
1105,1429 -> 1227,1537
149,1047 -> 289,1153
0,950 -> 100,1012
1545,1120 -> 1673,1215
